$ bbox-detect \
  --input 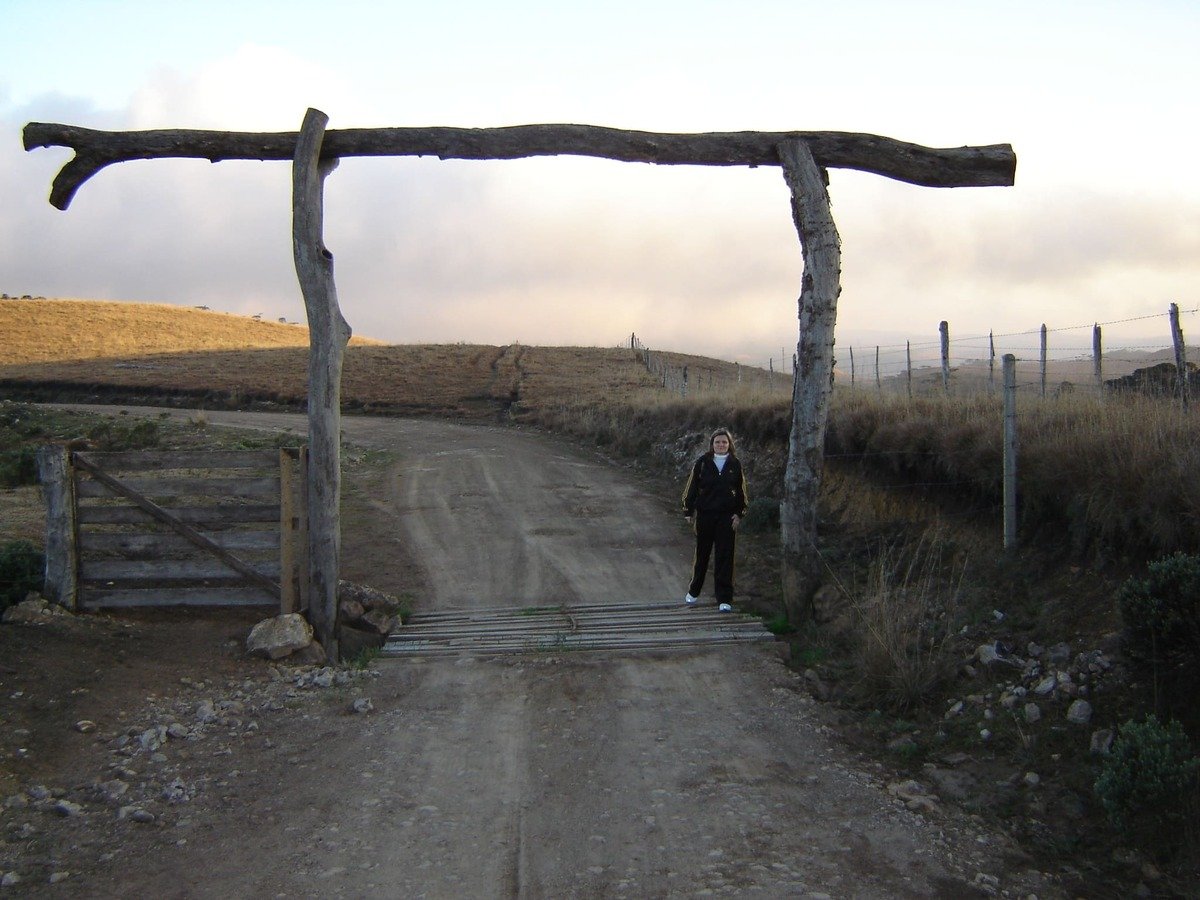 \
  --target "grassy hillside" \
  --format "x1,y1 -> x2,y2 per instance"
0,297 -> 384,365
0,298 -> 678,417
